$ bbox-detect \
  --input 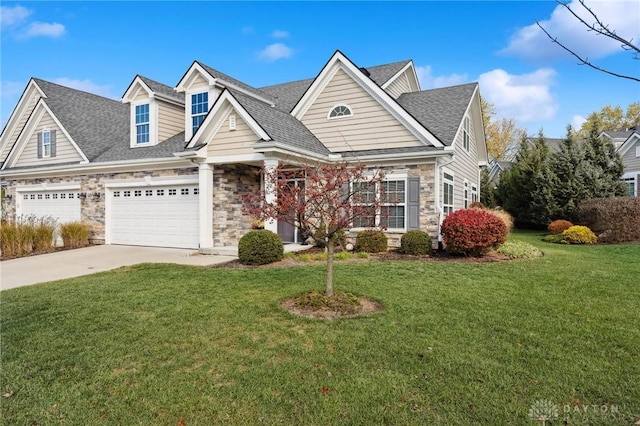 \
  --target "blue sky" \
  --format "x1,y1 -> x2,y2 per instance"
1,1 -> 638,138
